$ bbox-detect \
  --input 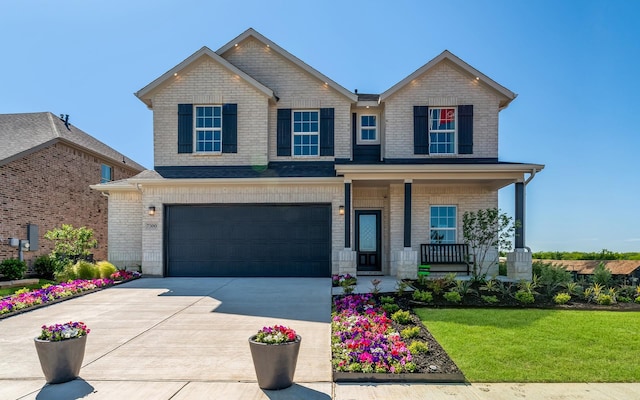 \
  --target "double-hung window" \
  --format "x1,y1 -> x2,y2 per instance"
100,164 -> 112,183
293,110 -> 319,156
429,107 -> 456,154
430,205 -> 456,243
359,114 -> 378,144
195,105 -> 222,153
